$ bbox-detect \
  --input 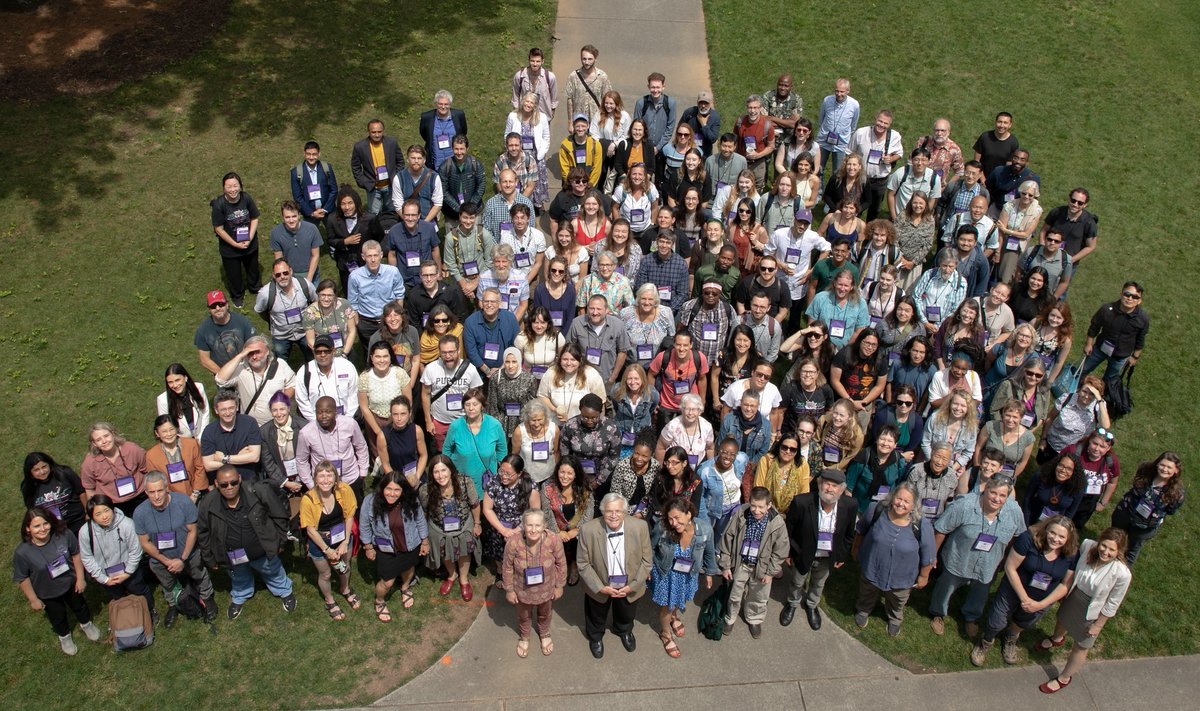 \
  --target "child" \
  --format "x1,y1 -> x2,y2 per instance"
717,487 -> 790,637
